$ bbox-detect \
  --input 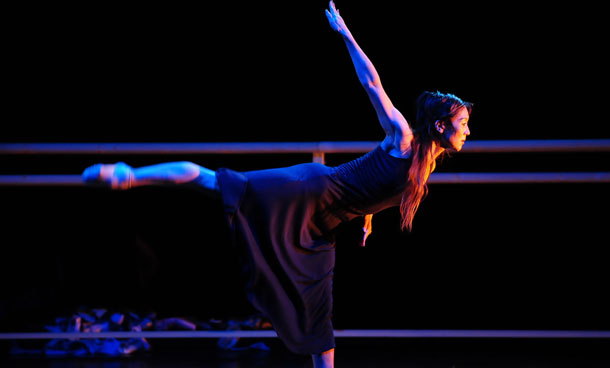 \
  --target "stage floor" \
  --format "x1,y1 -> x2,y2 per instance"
3,338 -> 610,367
